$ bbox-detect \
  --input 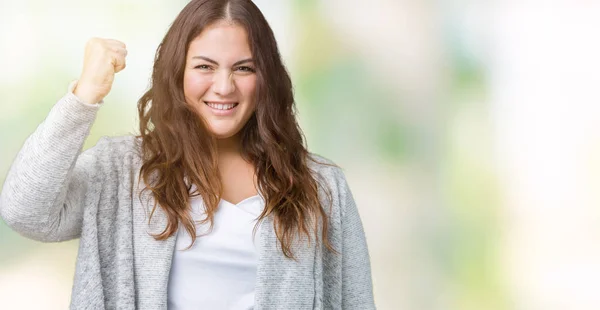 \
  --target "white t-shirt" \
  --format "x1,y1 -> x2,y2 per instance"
167,192 -> 264,310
